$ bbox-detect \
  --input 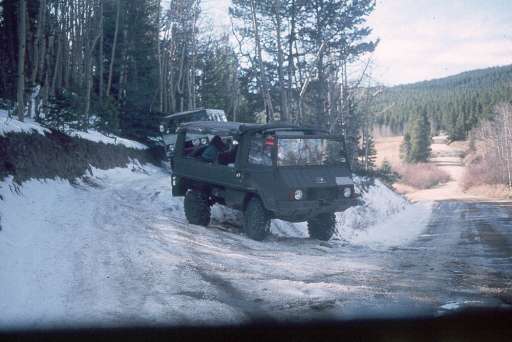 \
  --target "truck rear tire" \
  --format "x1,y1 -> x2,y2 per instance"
184,189 -> 211,227
307,212 -> 336,241
243,197 -> 270,241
